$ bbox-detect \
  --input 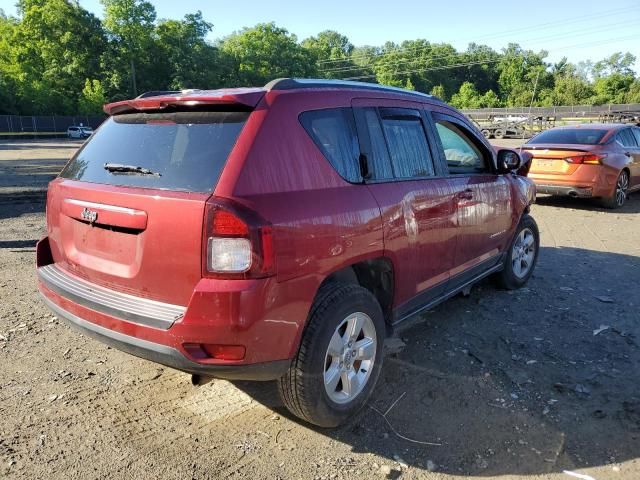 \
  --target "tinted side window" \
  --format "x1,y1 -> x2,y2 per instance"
434,119 -> 488,174
633,128 -> 640,146
379,109 -> 435,178
617,129 -> 638,148
362,108 -> 394,180
300,108 -> 361,183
